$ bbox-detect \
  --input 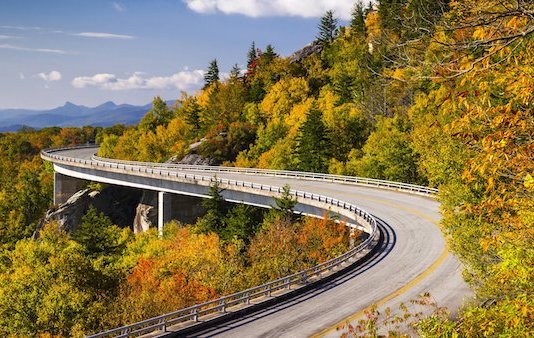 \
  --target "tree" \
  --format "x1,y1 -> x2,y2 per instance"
271,185 -> 297,221
317,10 -> 339,44
222,204 -> 263,243
246,41 -> 257,69
181,95 -> 202,132
229,64 -> 241,80
71,206 -> 129,258
262,44 -> 277,63
204,59 -> 219,88
295,106 -> 330,173
198,180 -> 227,235
138,97 -> 173,132
0,224 -> 118,336
350,2 -> 366,36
